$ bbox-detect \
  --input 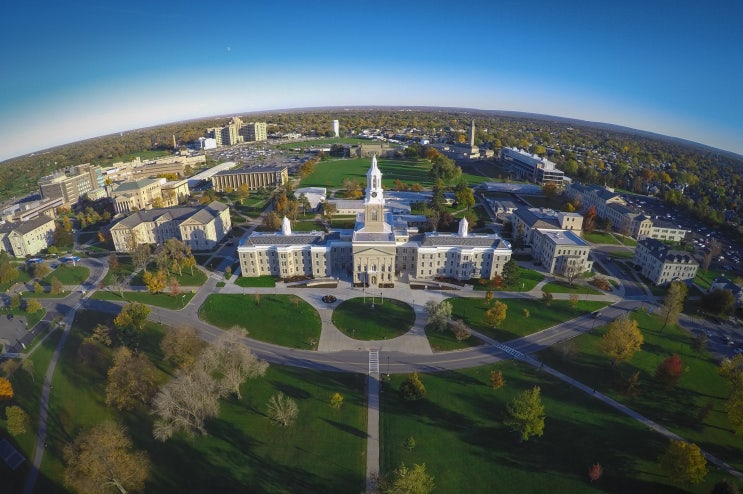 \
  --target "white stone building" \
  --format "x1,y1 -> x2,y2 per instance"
632,238 -> 698,286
